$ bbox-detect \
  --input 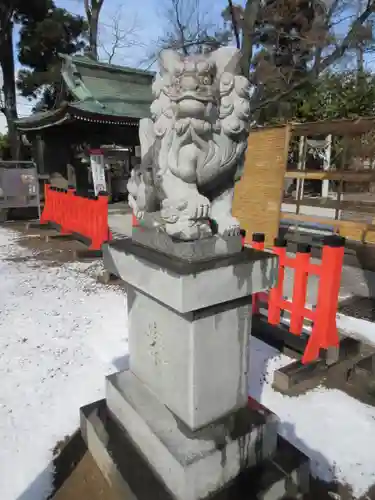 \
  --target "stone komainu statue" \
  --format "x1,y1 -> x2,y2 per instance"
127,47 -> 250,241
